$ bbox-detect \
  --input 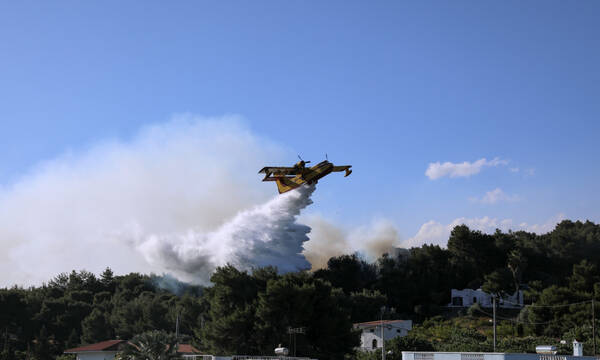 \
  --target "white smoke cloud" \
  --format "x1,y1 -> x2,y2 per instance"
401,213 -> 566,248
302,217 -> 401,270
425,157 -> 508,180
0,115 -> 300,286
469,188 -> 520,204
